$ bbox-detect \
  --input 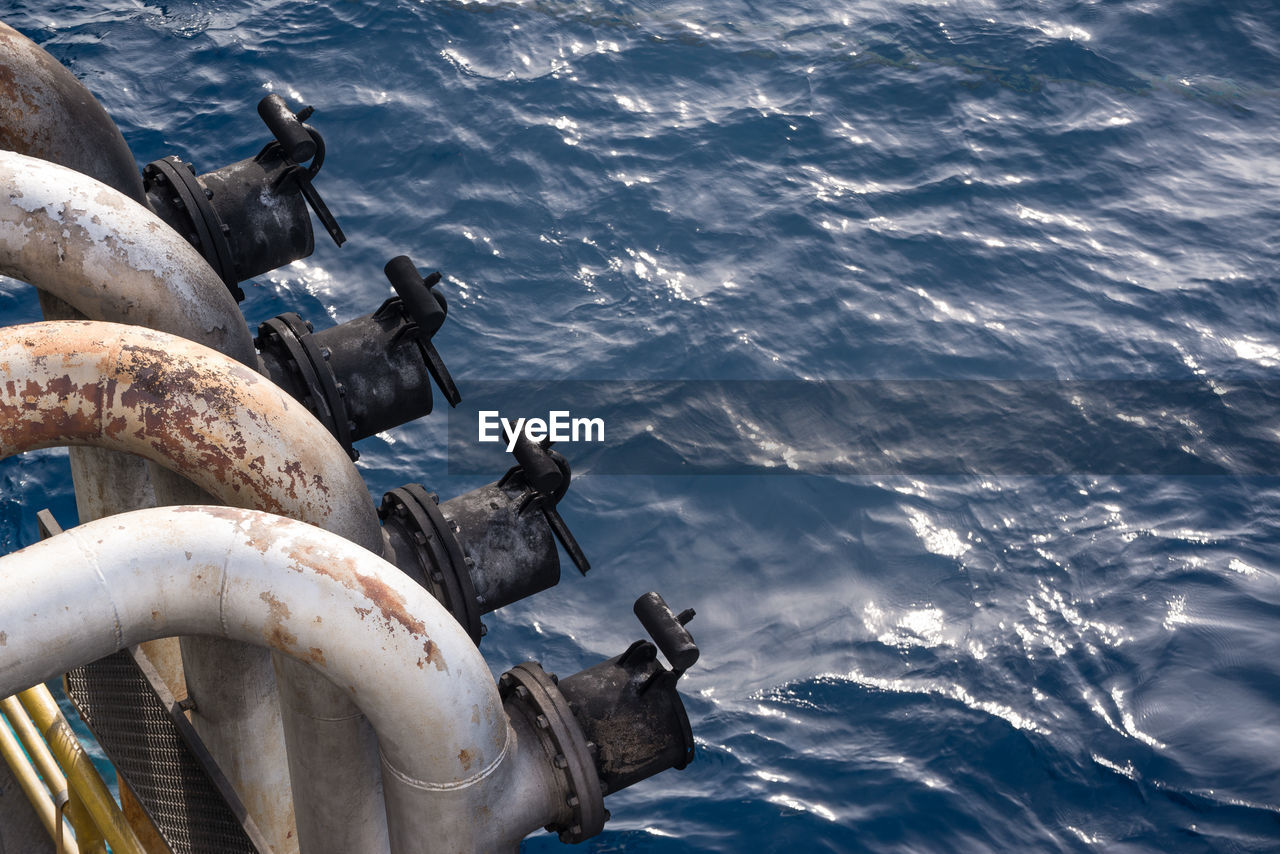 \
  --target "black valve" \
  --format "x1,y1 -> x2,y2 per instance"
255,256 -> 460,459
498,592 -> 699,844
498,433 -> 590,576
143,94 -> 343,301
378,443 -> 589,642
556,592 -> 697,794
